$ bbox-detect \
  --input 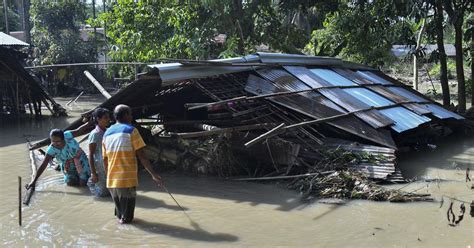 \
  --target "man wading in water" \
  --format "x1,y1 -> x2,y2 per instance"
27,123 -> 93,190
102,104 -> 162,224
